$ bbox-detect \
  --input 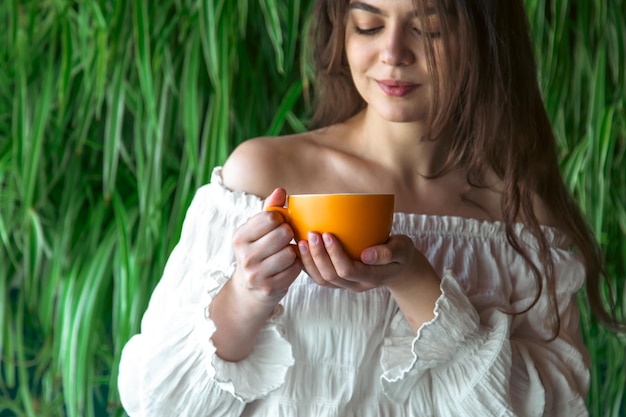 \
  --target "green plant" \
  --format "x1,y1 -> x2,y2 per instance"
0,1 -> 310,415
526,0 -> 626,415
